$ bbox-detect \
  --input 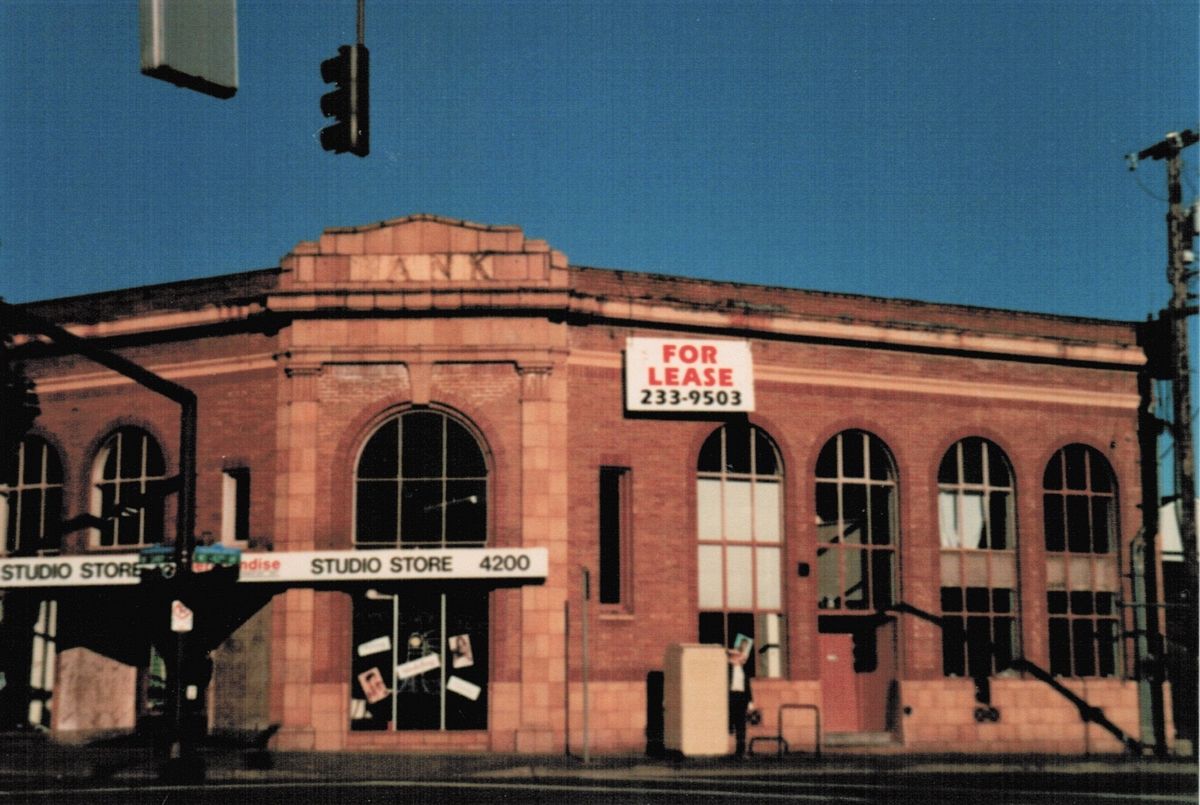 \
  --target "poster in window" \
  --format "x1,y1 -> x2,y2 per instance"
357,667 -> 389,704
447,675 -> 482,701
449,634 -> 475,669
356,634 -> 391,657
